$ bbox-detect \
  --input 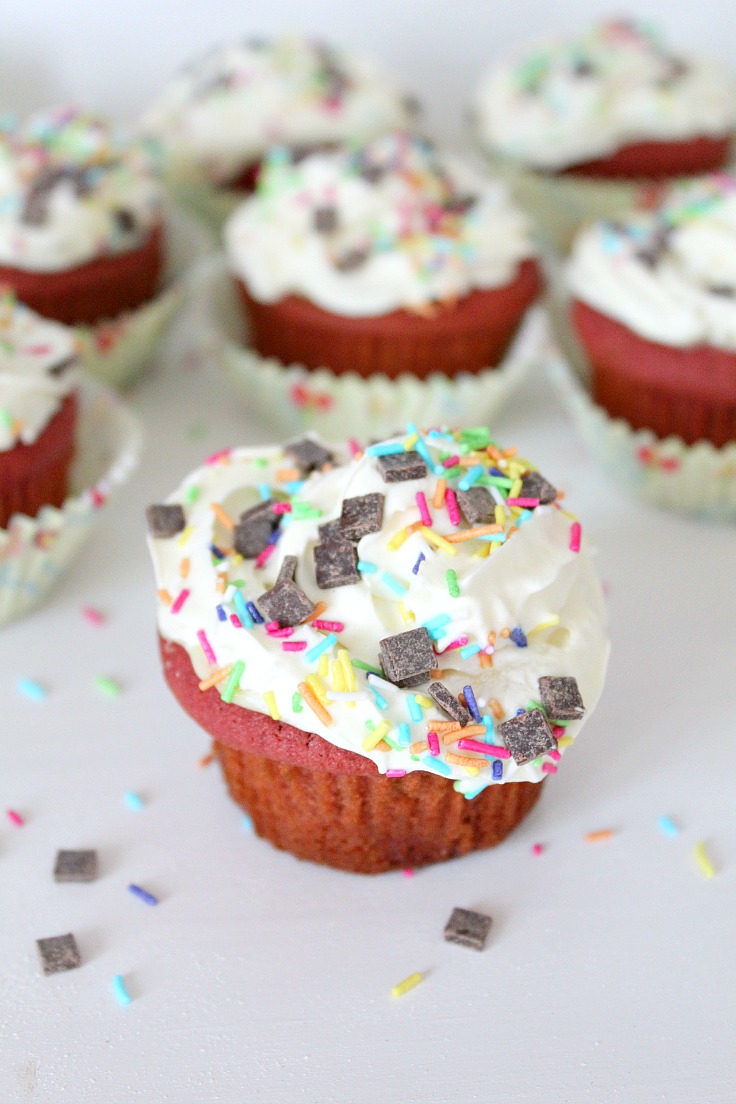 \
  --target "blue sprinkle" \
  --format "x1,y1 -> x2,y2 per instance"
397,723 -> 411,747
429,627 -> 446,641
357,560 -> 377,574
423,755 -> 452,776
510,626 -> 528,648
282,481 -> 305,496
463,684 -> 482,722
407,696 -> 422,722
463,782 -> 490,800
371,687 -> 389,711
246,601 -> 264,624
516,707 -> 526,715
112,974 -> 132,1006
423,613 -> 451,632
459,643 -> 482,660
489,466 -> 505,477
241,814 -> 253,831
128,883 -> 158,907
658,815 -> 679,838
517,509 -> 533,525
267,528 -> 282,546
305,633 -> 337,663
412,552 -> 426,575
458,465 -> 484,491
381,572 -> 407,596
366,442 -> 405,456
478,533 -> 506,543
233,591 -> 254,628
209,544 -> 225,560
492,760 -> 503,780
481,714 -> 494,736
124,791 -> 143,811
257,482 -> 271,501
216,604 -> 227,622
17,678 -> 46,701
